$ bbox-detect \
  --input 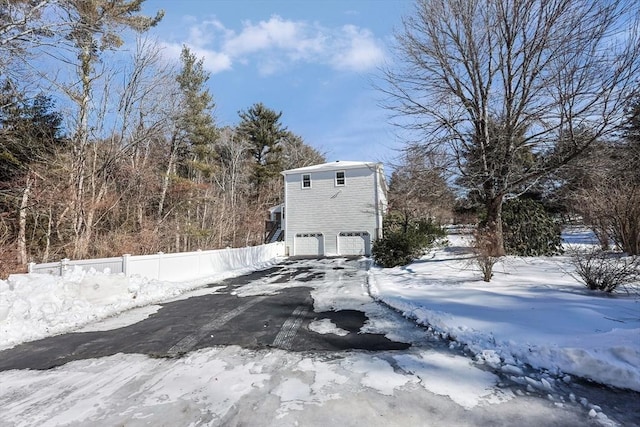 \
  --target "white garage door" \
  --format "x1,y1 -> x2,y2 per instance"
338,232 -> 370,256
294,233 -> 324,256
